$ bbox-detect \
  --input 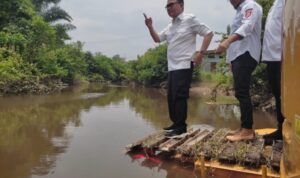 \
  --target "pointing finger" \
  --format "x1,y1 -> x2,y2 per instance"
143,13 -> 148,19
